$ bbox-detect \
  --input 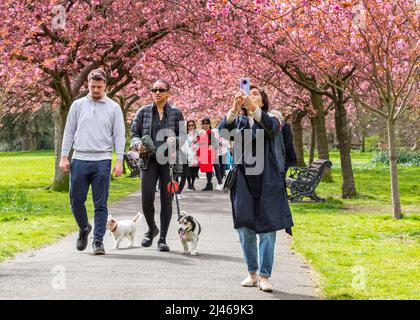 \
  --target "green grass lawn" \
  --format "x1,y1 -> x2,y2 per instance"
290,151 -> 420,300
0,150 -> 139,262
